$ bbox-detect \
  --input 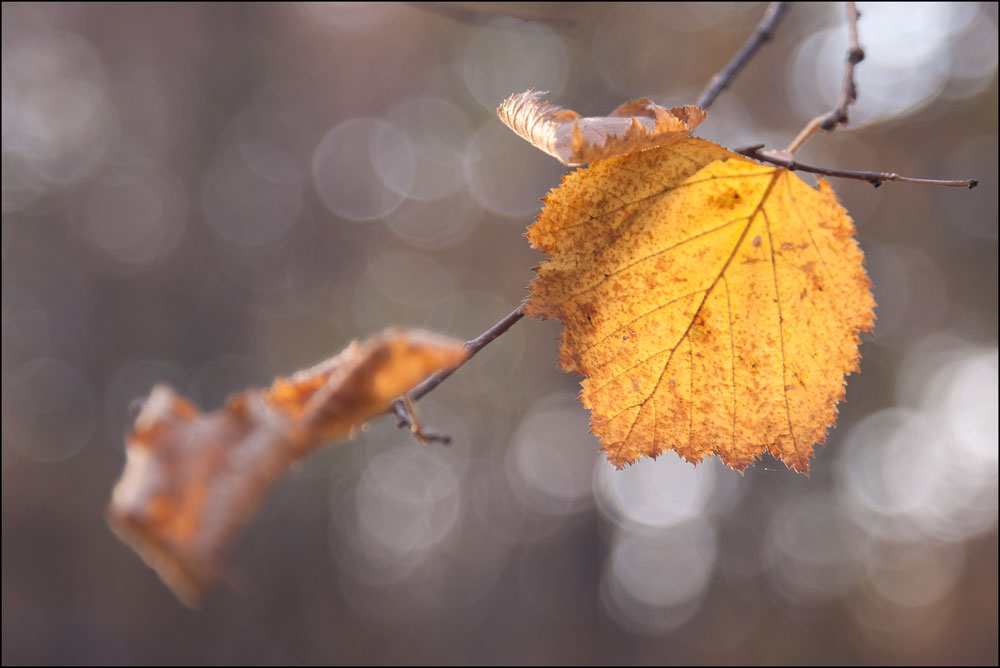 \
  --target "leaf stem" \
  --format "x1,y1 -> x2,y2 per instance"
695,2 -> 789,111
738,145 -> 978,189
393,302 -> 526,436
